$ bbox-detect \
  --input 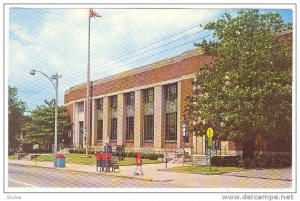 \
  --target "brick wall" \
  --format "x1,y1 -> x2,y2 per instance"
65,54 -> 211,104
180,78 -> 194,146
